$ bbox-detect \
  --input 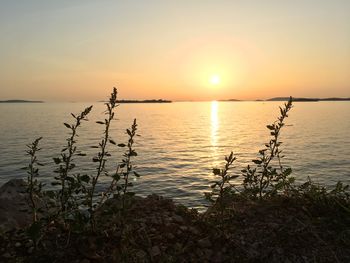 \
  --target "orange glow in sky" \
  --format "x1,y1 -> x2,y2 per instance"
0,1 -> 349,101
